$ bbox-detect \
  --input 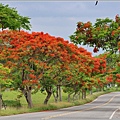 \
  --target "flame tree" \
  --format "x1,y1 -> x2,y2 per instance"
0,29 -> 107,106
70,15 -> 120,54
